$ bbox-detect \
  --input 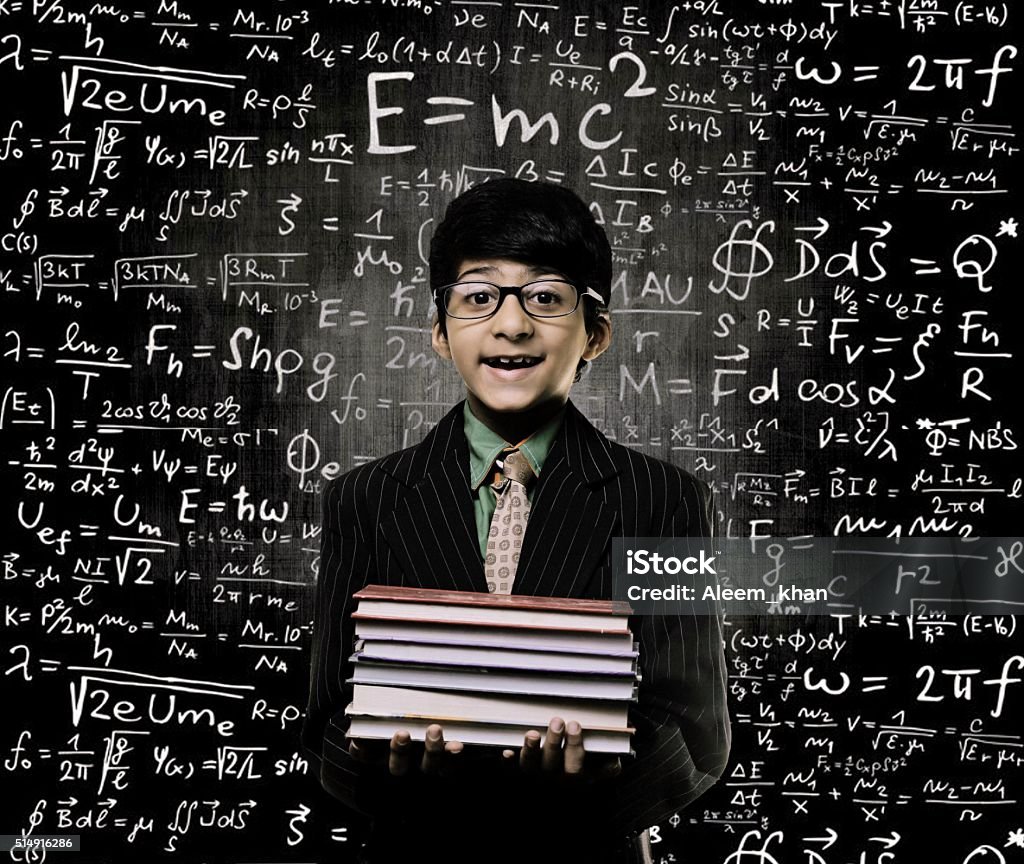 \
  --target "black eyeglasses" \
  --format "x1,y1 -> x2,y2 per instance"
434,280 -> 604,320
